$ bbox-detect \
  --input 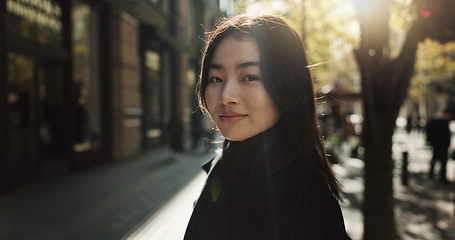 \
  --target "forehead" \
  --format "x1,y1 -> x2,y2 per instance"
210,35 -> 260,65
